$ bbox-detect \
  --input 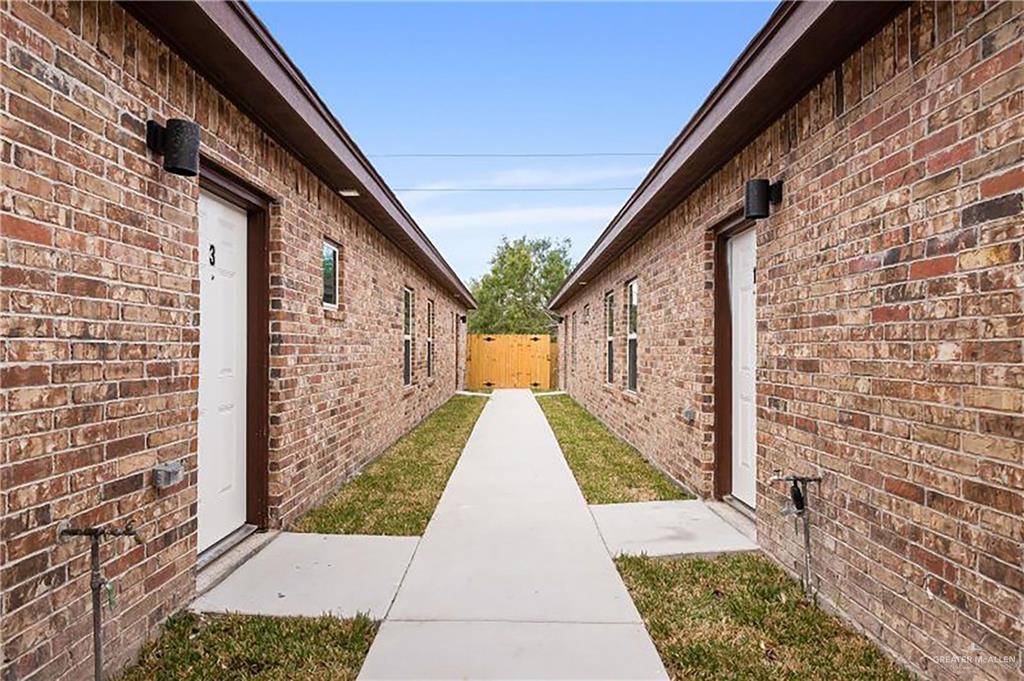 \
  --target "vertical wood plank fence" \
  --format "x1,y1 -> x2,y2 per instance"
466,334 -> 557,389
